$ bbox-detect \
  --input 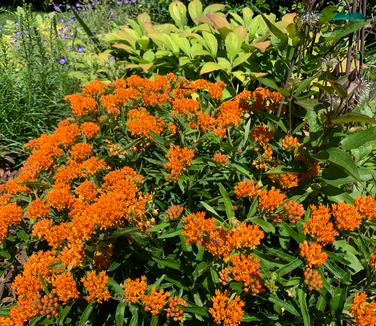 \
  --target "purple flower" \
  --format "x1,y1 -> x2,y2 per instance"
87,3 -> 93,9
69,17 -> 76,23
108,55 -> 115,63
15,31 -> 21,38
77,45 -> 85,53
58,57 -> 66,65
116,0 -> 122,5
53,4 -> 61,12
